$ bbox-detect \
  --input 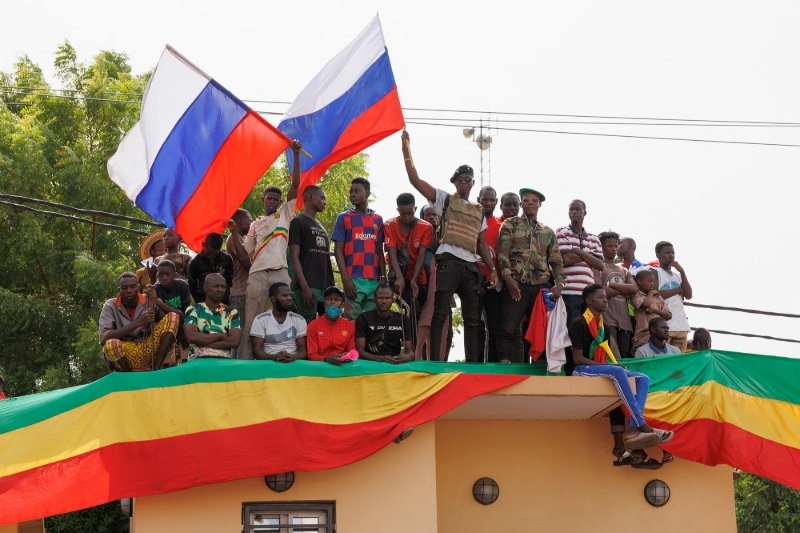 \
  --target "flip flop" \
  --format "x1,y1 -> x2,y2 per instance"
632,456 -> 663,470
661,452 -> 674,464
654,428 -> 675,444
613,451 -> 643,466
624,431 -> 661,450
